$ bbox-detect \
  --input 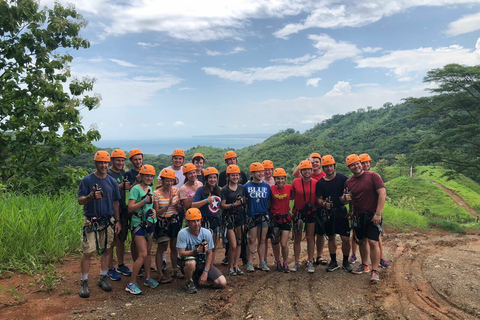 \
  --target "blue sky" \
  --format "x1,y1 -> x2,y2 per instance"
43,0 -> 480,140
